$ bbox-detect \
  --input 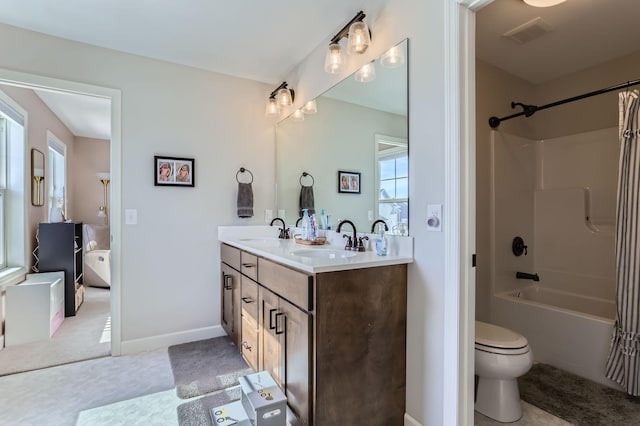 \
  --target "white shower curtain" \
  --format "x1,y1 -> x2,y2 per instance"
605,90 -> 640,396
